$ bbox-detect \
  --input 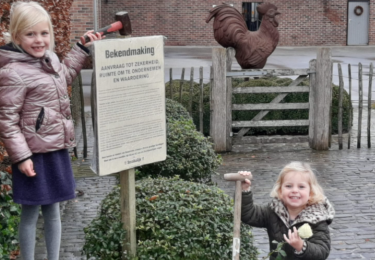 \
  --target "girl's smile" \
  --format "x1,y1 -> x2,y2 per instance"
15,21 -> 50,58
280,171 -> 311,215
